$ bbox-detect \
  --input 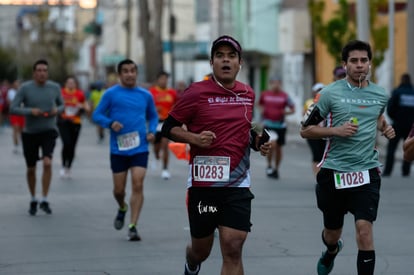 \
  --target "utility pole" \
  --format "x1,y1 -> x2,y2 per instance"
389,0 -> 395,88
126,0 -> 132,58
169,0 -> 176,87
356,0 -> 370,41
57,0 -> 67,82
408,0 -> 414,78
